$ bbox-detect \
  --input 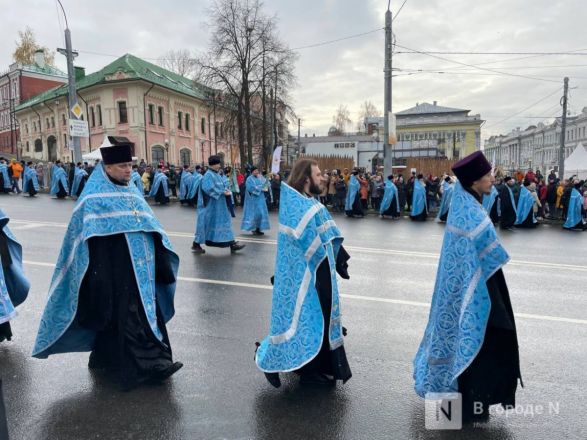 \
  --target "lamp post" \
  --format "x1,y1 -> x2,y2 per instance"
55,0 -> 82,163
